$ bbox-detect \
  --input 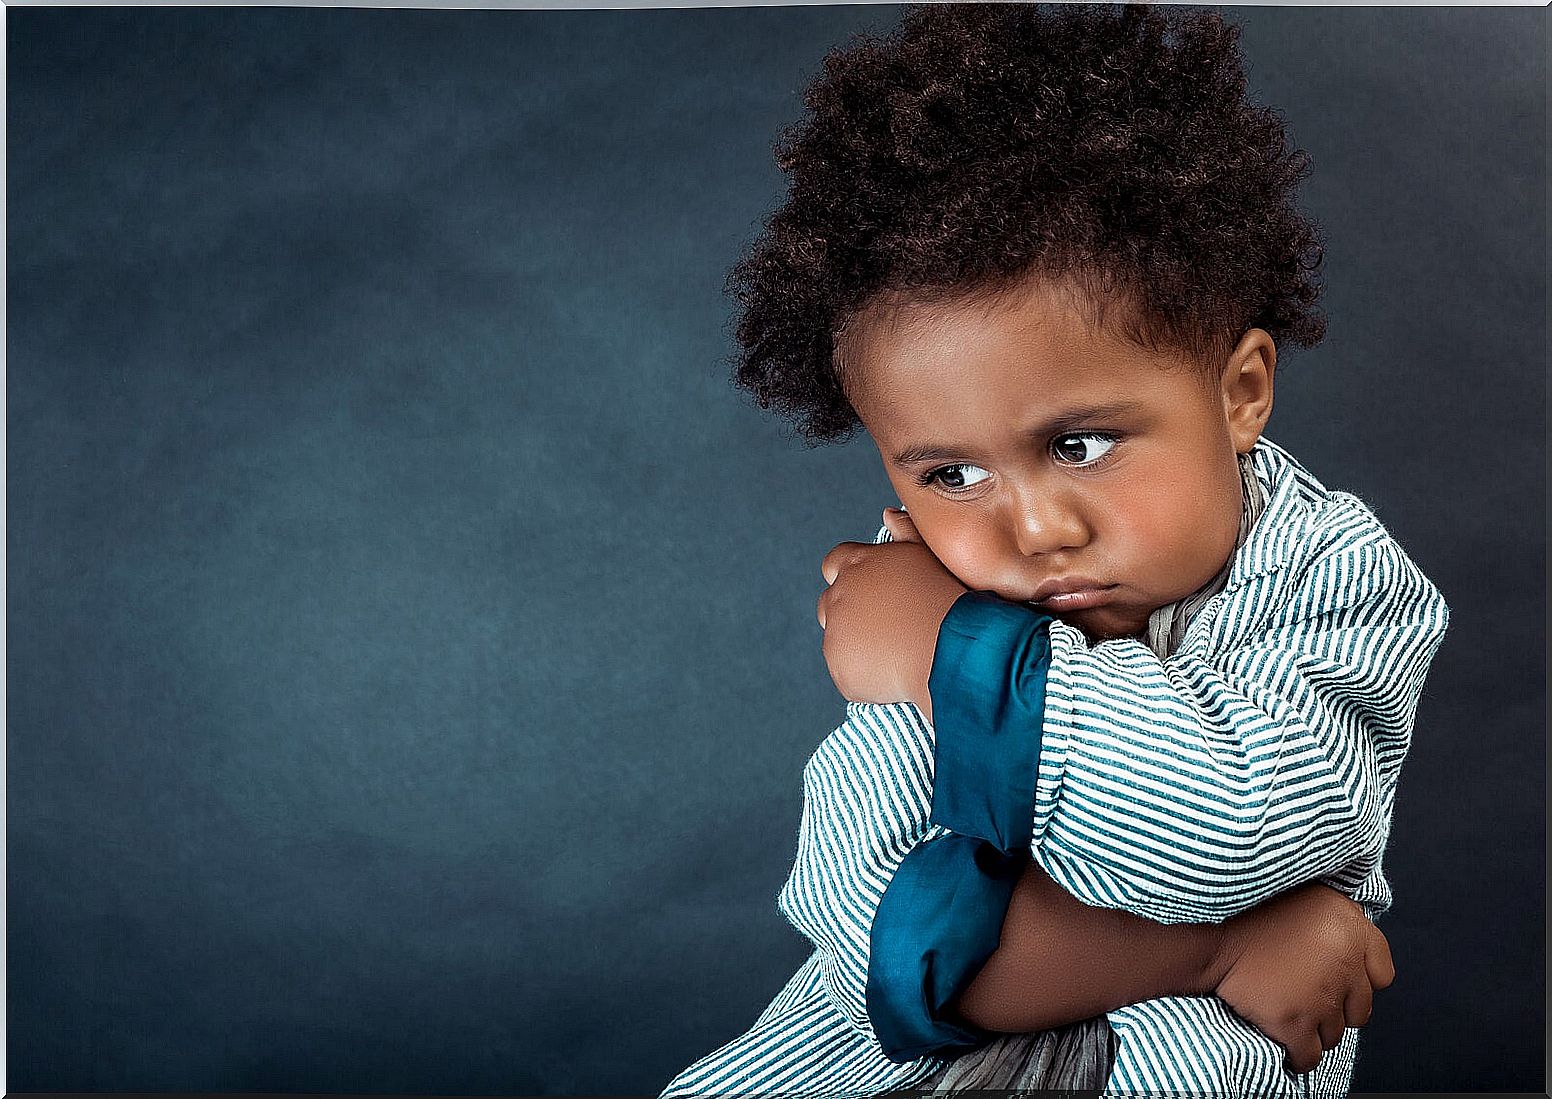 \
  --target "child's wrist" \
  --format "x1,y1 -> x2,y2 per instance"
1201,912 -> 1247,996
913,587 -> 971,724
